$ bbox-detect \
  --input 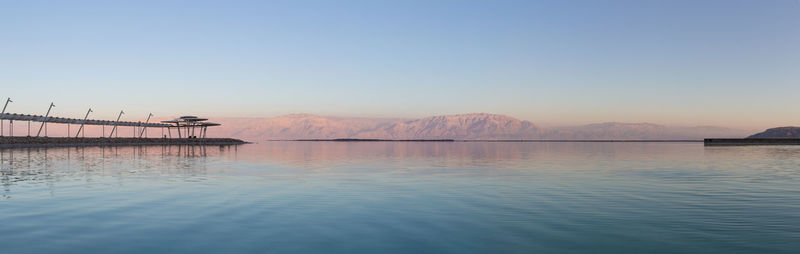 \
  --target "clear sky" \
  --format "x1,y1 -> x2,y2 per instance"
1,0 -> 798,129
